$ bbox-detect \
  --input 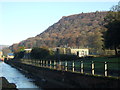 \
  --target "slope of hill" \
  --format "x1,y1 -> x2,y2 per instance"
0,45 -> 9,50
10,11 -> 108,54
